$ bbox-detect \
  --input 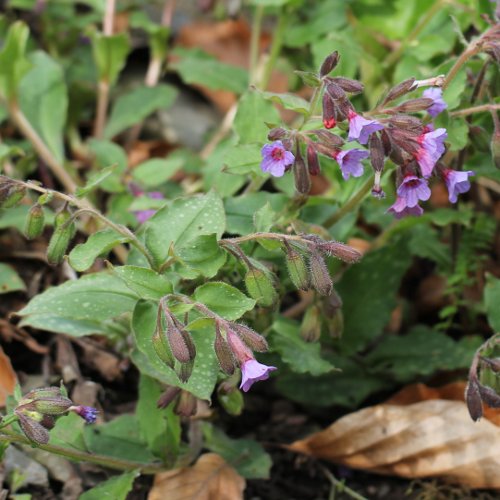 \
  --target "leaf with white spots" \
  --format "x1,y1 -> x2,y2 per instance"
112,265 -> 173,300
0,263 -> 26,294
